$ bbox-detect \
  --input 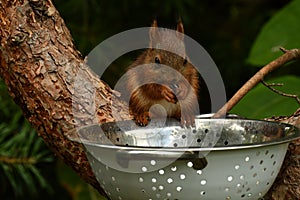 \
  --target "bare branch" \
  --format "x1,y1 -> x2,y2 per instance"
261,80 -> 300,105
214,48 -> 300,118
